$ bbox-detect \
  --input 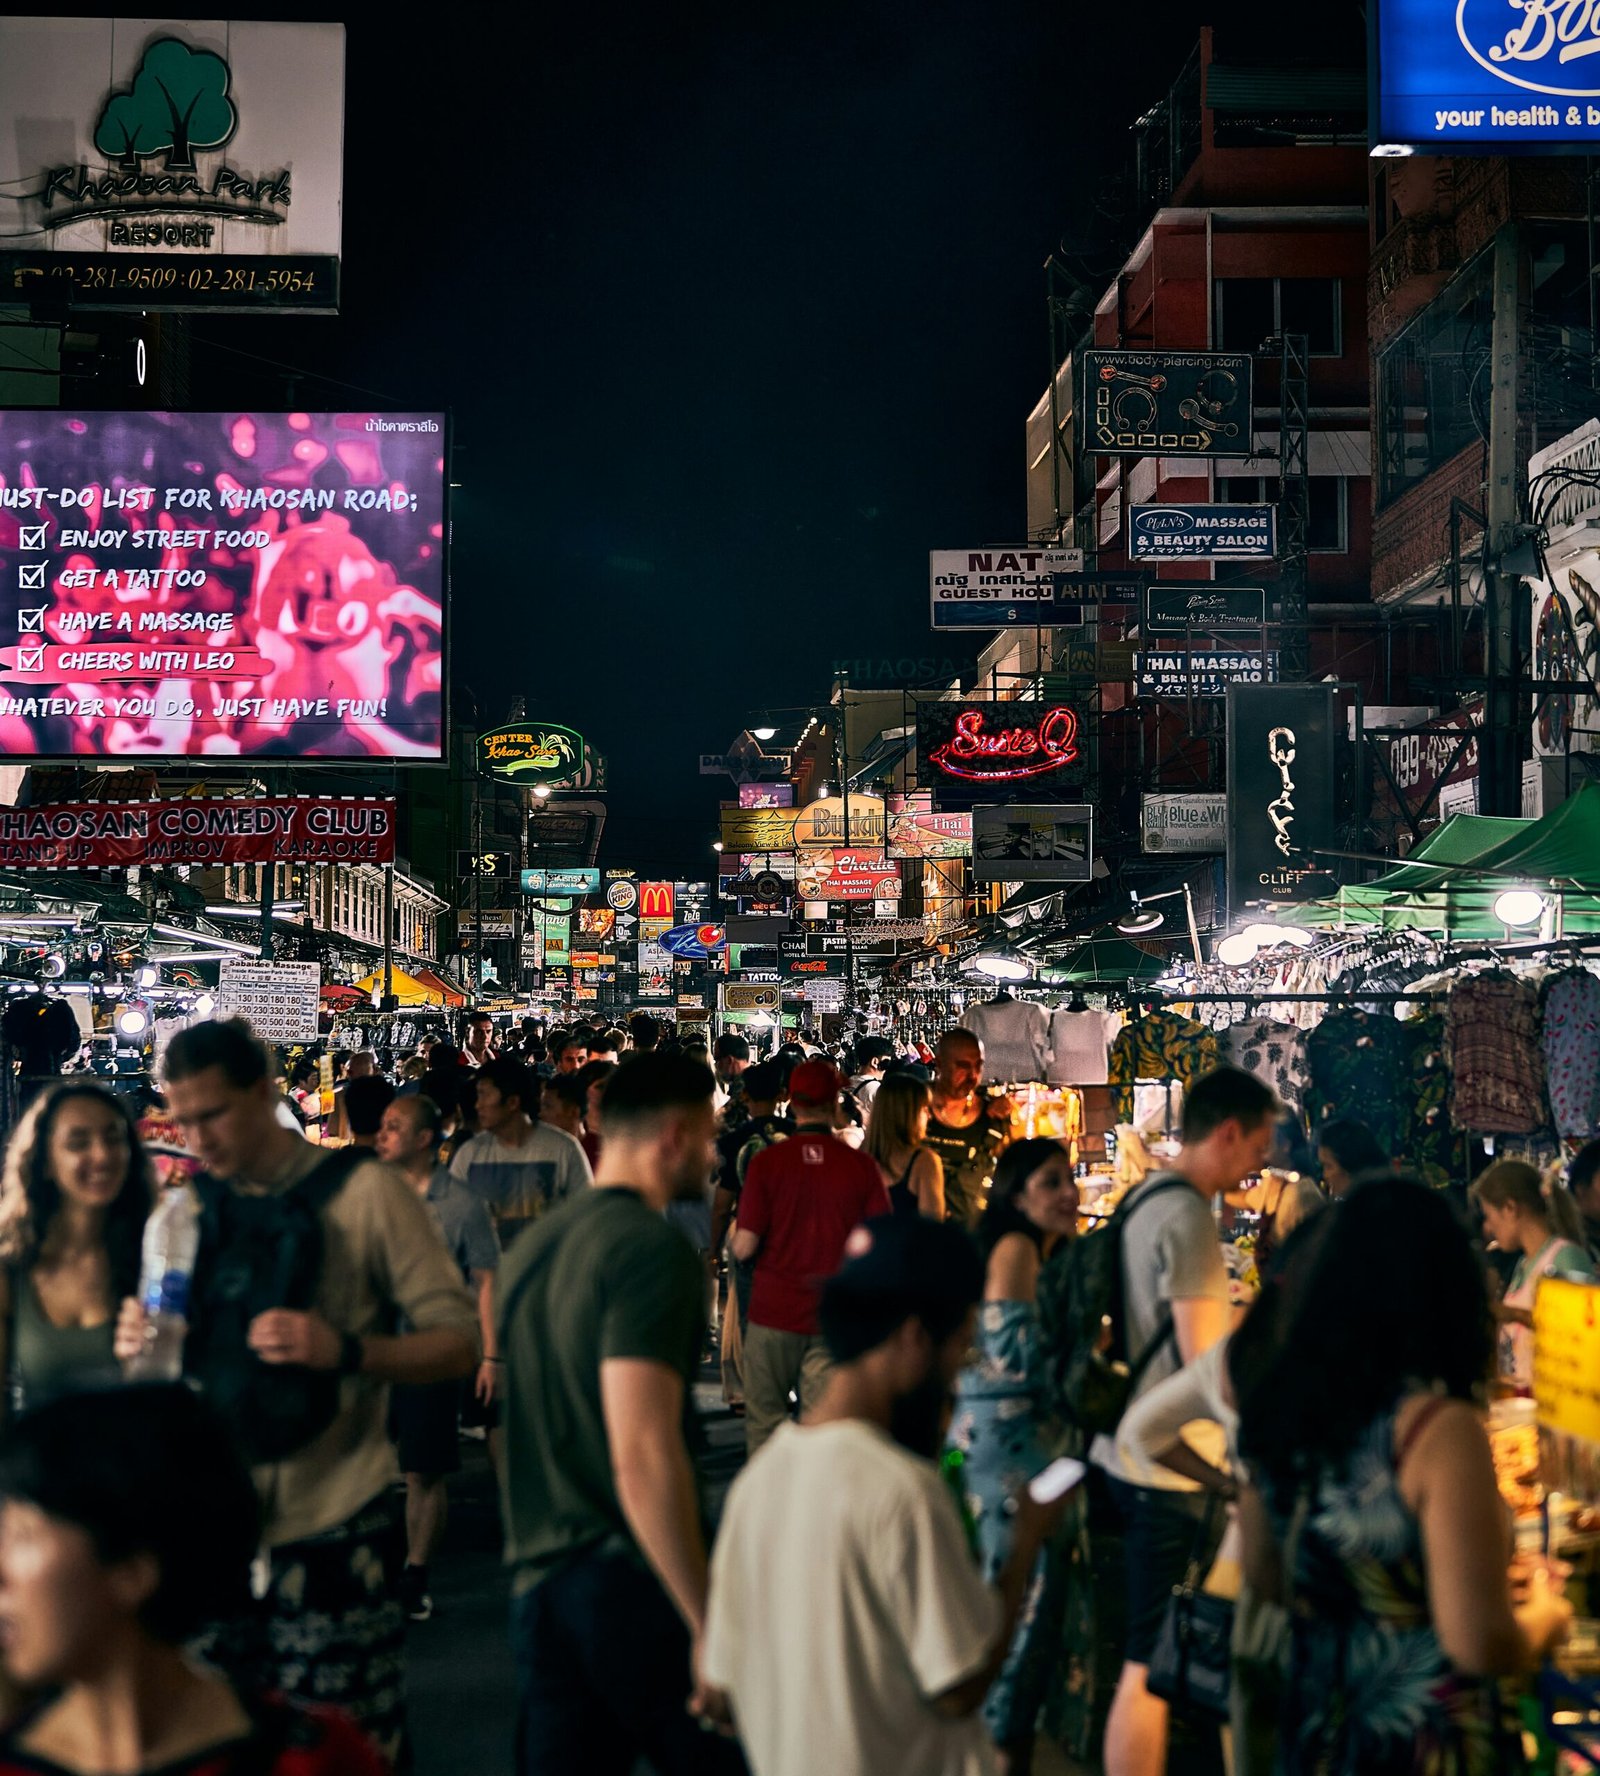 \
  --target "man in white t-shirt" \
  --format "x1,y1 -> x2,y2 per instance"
450,1057 -> 592,1244
702,1216 -> 1064,1776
